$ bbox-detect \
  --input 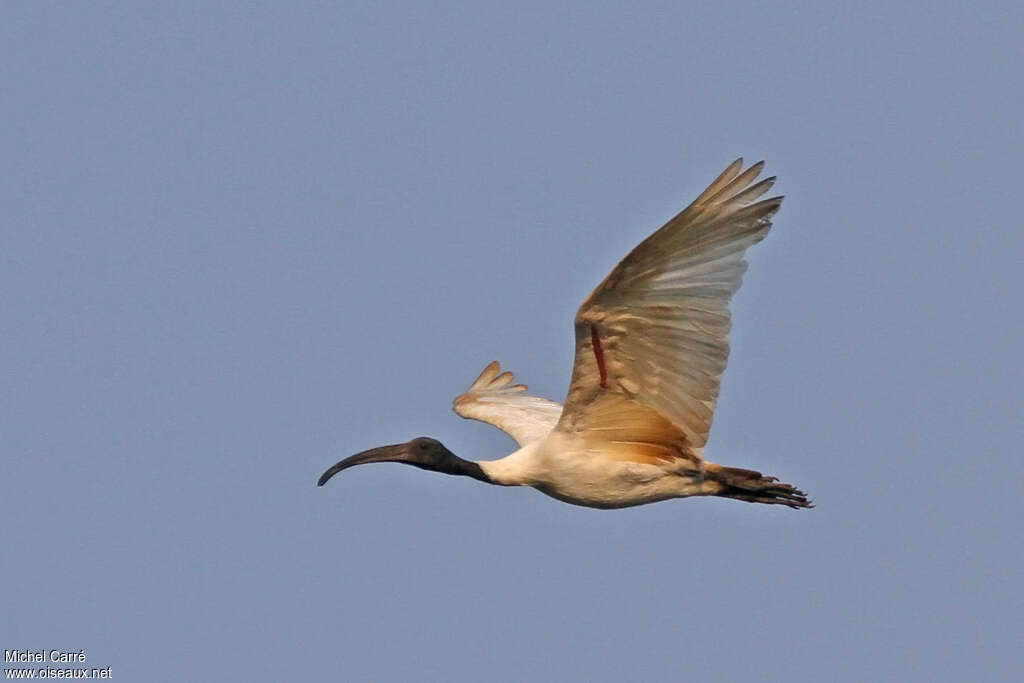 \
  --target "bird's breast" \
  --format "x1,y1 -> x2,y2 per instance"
522,433 -> 706,509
